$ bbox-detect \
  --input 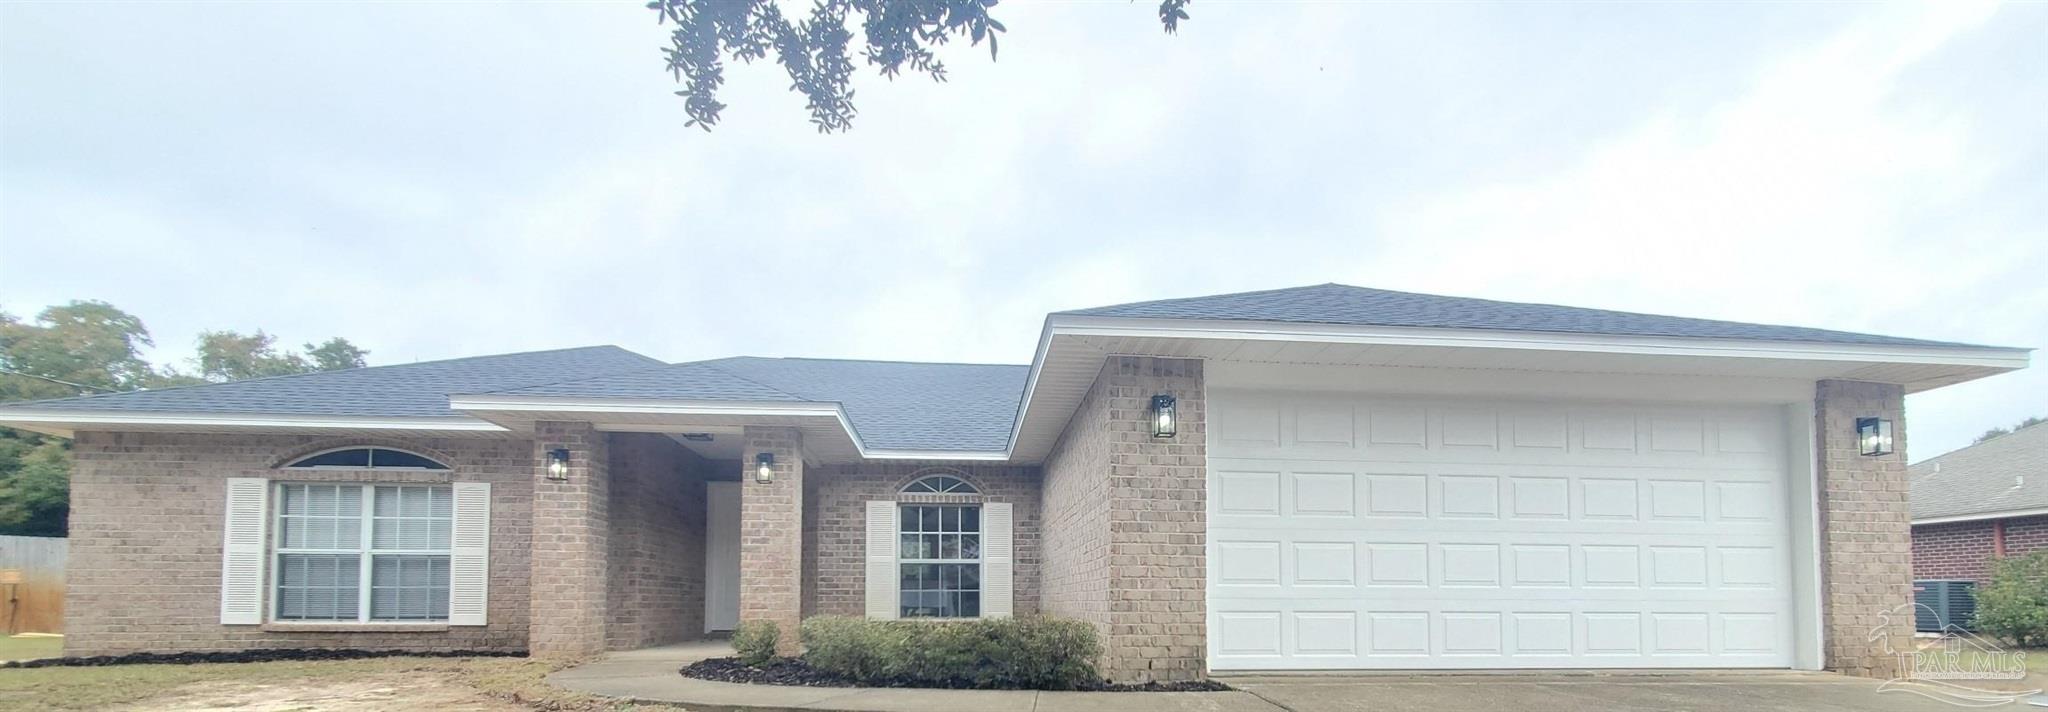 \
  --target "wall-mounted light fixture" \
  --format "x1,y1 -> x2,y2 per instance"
1150,394 -> 1178,439
1857,417 -> 1894,457
755,452 -> 776,484
545,448 -> 571,481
